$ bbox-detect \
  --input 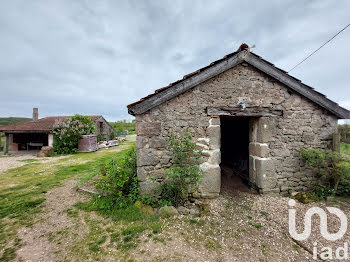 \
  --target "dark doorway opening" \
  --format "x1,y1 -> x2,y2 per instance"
220,117 -> 250,194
